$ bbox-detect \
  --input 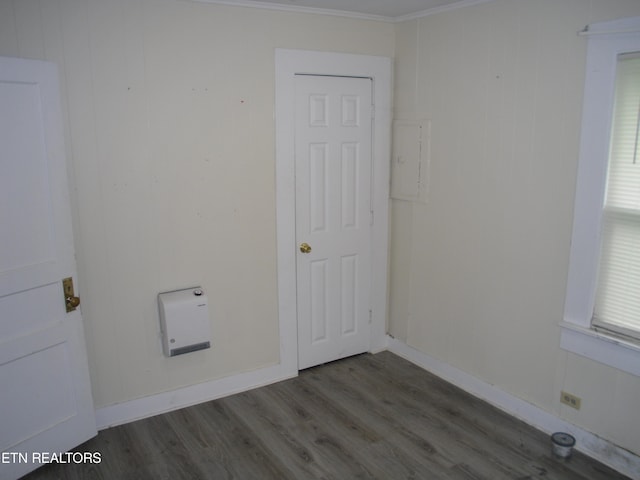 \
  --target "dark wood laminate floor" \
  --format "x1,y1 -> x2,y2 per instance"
23,351 -> 631,480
